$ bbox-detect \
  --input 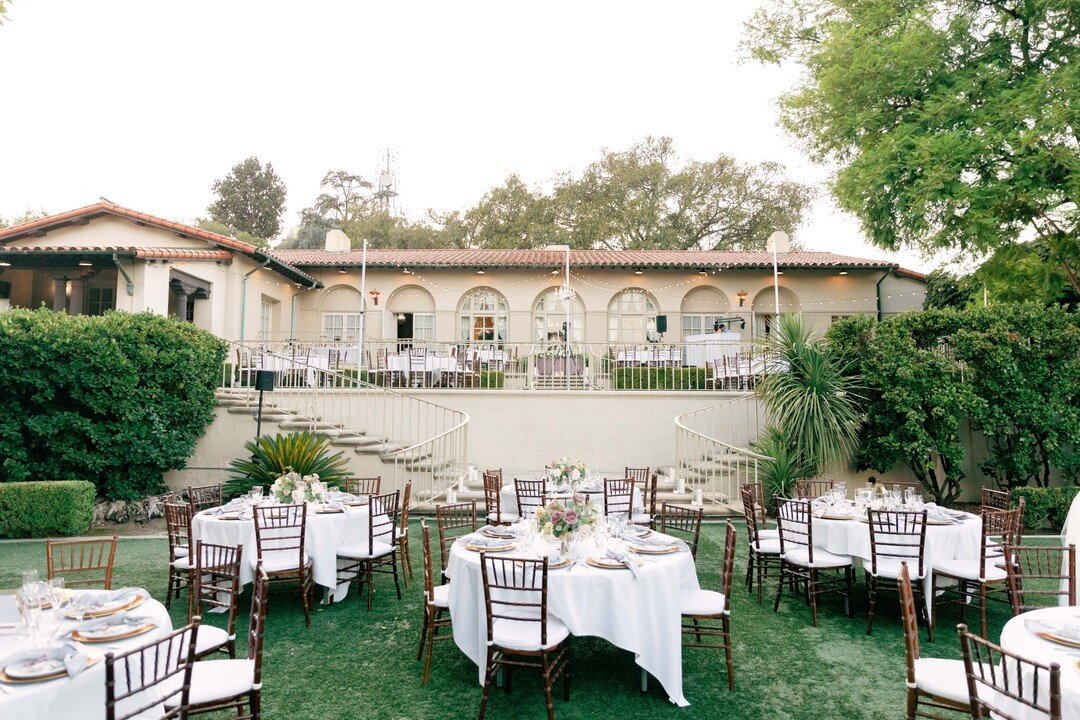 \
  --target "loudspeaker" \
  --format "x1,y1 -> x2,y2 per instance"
655,315 -> 668,333
255,369 -> 276,392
